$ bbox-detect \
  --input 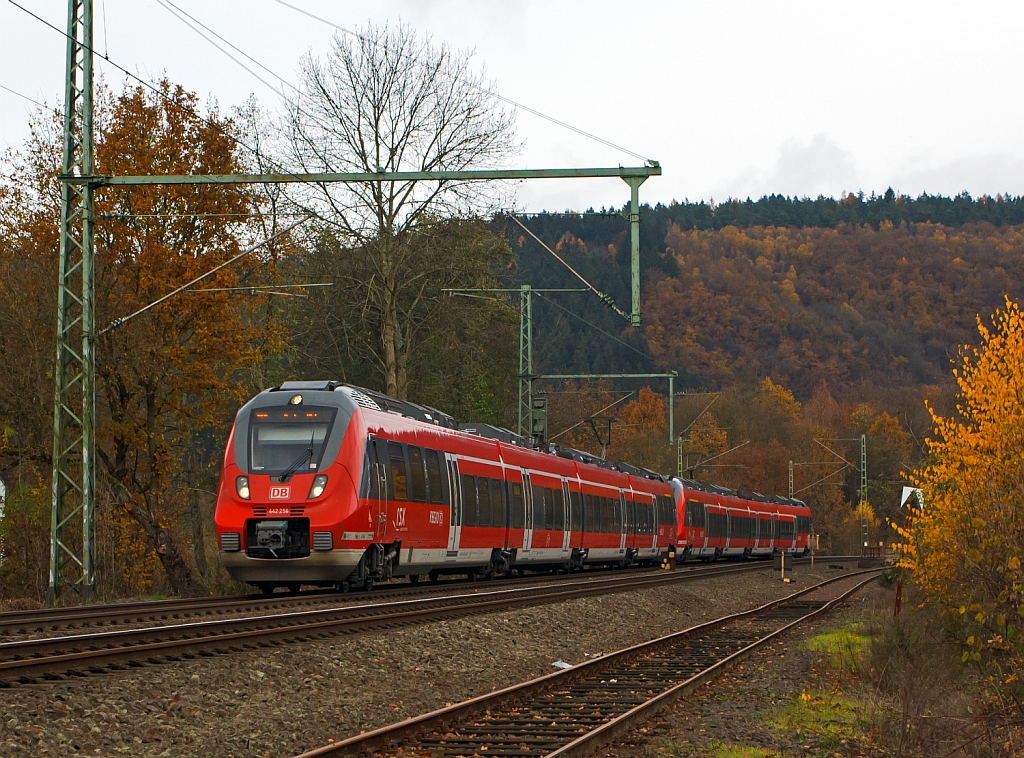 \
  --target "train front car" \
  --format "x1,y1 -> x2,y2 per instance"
215,381 -> 369,593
